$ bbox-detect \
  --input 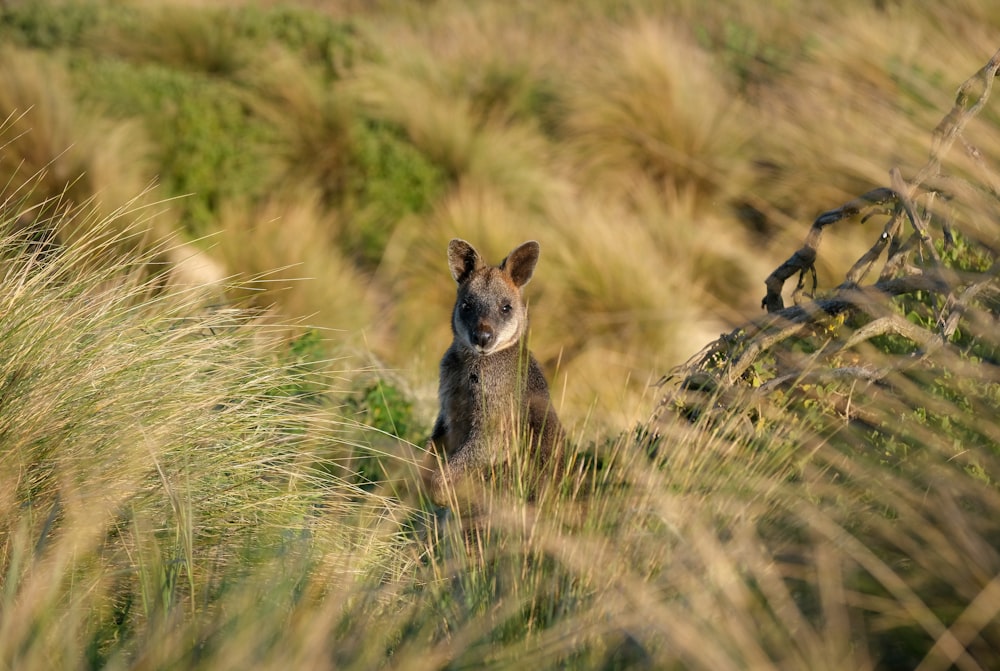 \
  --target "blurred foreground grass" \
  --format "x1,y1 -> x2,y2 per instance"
2,194 -> 999,669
